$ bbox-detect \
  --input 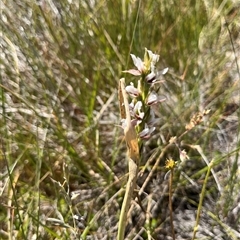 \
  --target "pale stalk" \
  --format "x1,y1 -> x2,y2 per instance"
117,78 -> 140,240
